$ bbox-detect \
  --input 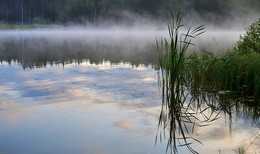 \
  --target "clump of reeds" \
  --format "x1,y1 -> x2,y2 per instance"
156,13 -> 260,154
157,13 -> 205,93
156,13 -> 206,154
187,49 -> 260,100
186,18 -> 260,101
